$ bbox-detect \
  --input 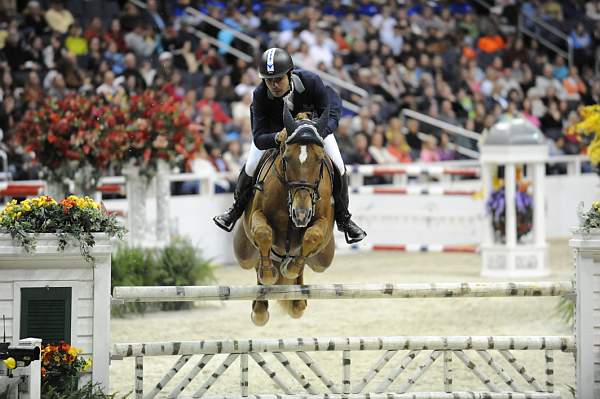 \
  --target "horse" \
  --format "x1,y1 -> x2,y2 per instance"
233,106 -> 336,326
